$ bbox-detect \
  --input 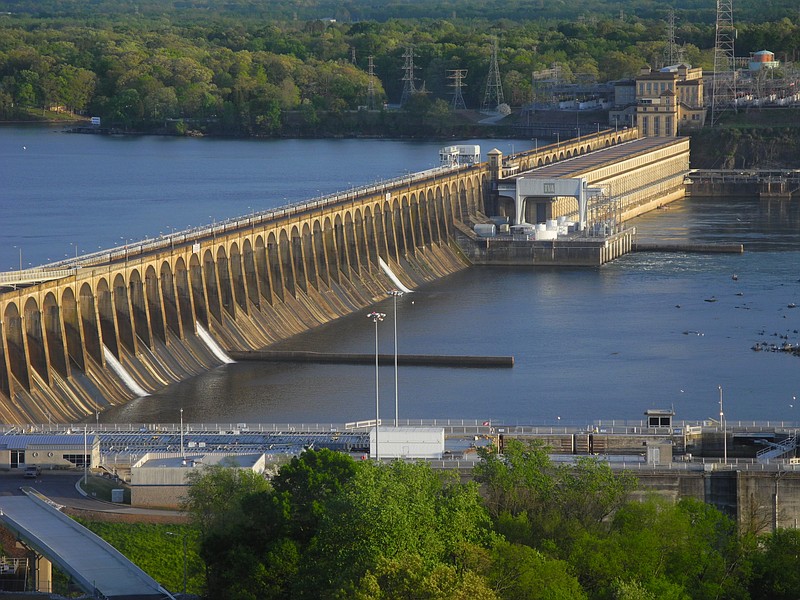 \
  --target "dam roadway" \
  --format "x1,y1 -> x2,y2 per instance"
0,128 -> 693,424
